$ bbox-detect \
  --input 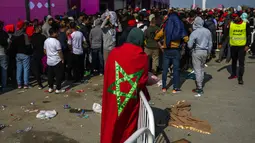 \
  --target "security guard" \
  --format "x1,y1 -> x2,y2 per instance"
220,13 -> 251,85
